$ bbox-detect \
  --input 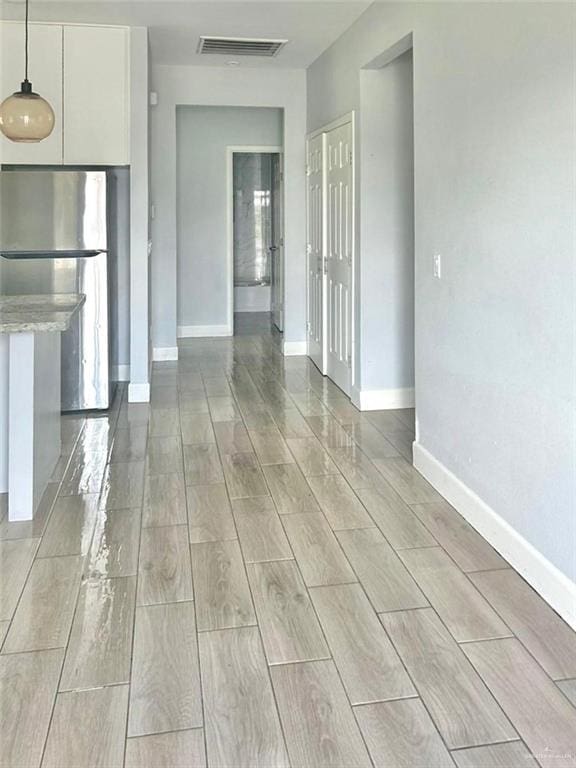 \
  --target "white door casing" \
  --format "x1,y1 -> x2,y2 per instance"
271,153 -> 285,331
306,133 -> 326,372
325,120 -> 353,395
